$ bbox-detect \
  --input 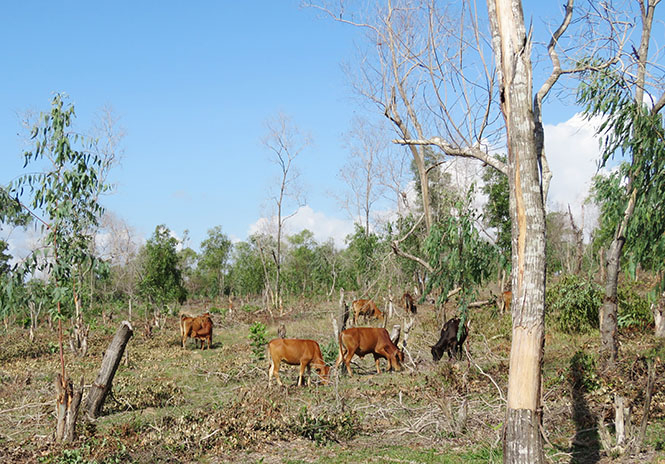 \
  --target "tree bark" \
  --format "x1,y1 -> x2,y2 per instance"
54,374 -> 83,442
487,0 -> 547,462
601,188 -> 636,365
84,320 -> 133,419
